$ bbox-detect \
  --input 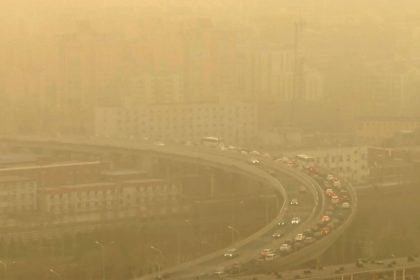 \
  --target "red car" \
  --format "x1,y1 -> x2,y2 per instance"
321,215 -> 331,223
321,227 -> 330,236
